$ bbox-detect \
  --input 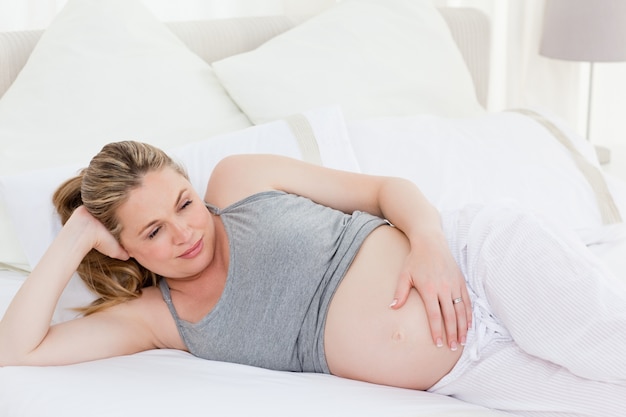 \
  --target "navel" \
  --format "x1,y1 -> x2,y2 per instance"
391,329 -> 405,343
